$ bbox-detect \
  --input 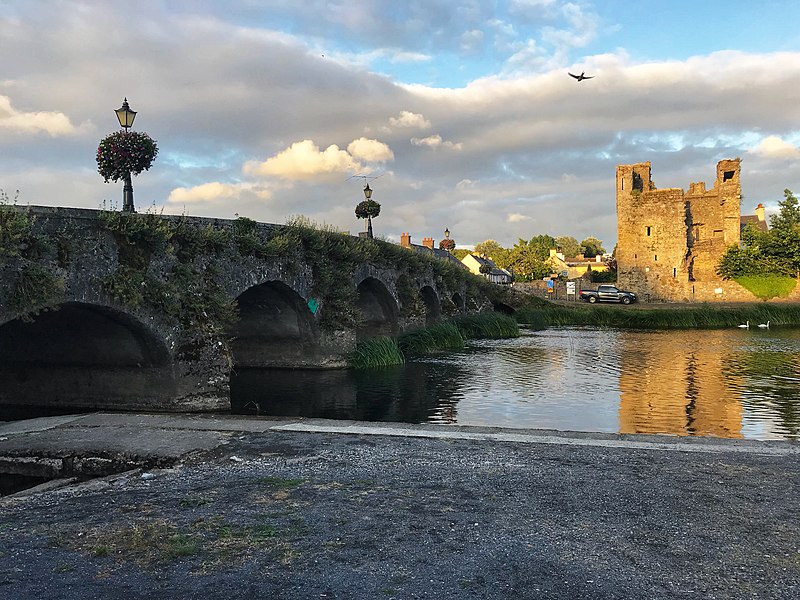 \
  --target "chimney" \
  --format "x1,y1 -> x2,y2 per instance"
755,203 -> 765,222
422,237 -> 434,249
400,232 -> 411,249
